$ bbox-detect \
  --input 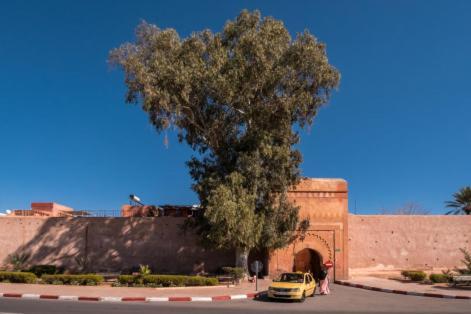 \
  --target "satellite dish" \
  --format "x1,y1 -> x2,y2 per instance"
129,194 -> 144,206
